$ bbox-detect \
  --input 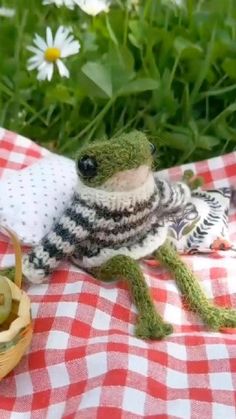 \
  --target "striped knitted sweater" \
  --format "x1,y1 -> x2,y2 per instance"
23,173 -> 191,282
